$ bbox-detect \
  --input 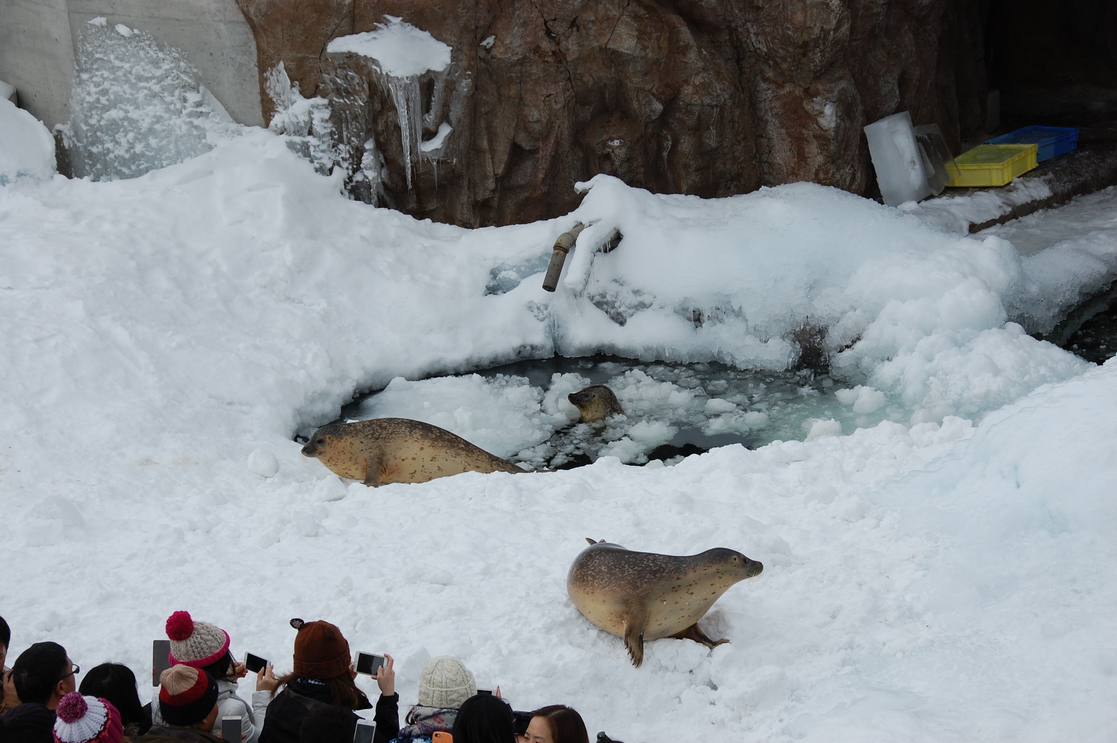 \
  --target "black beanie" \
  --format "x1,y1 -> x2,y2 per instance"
12,641 -> 68,705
